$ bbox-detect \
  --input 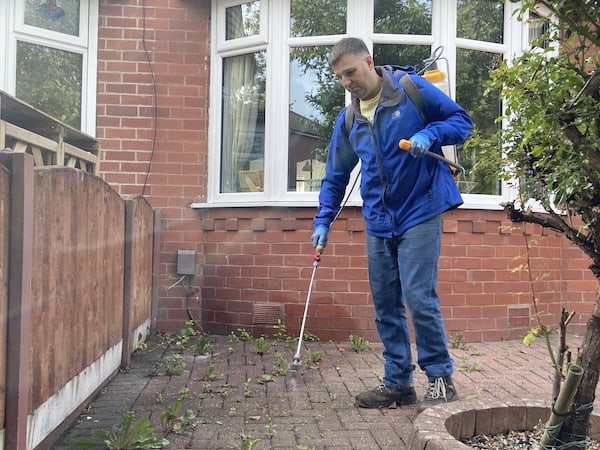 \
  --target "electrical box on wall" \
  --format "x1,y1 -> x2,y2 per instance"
177,250 -> 196,276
